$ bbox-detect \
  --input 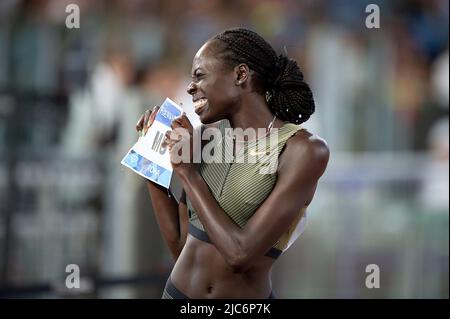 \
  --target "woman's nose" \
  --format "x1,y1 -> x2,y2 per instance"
186,82 -> 197,95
